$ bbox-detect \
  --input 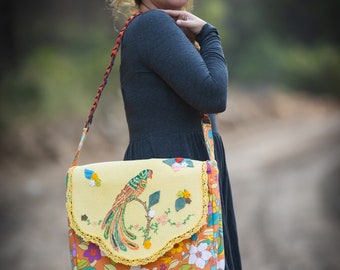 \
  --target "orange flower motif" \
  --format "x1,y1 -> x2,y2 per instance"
161,256 -> 172,264
170,242 -> 184,254
182,189 -> 191,199
91,173 -> 99,180
143,240 -> 152,249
